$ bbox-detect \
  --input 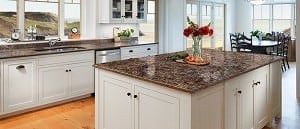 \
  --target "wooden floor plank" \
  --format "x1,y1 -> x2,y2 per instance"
0,97 -> 95,129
